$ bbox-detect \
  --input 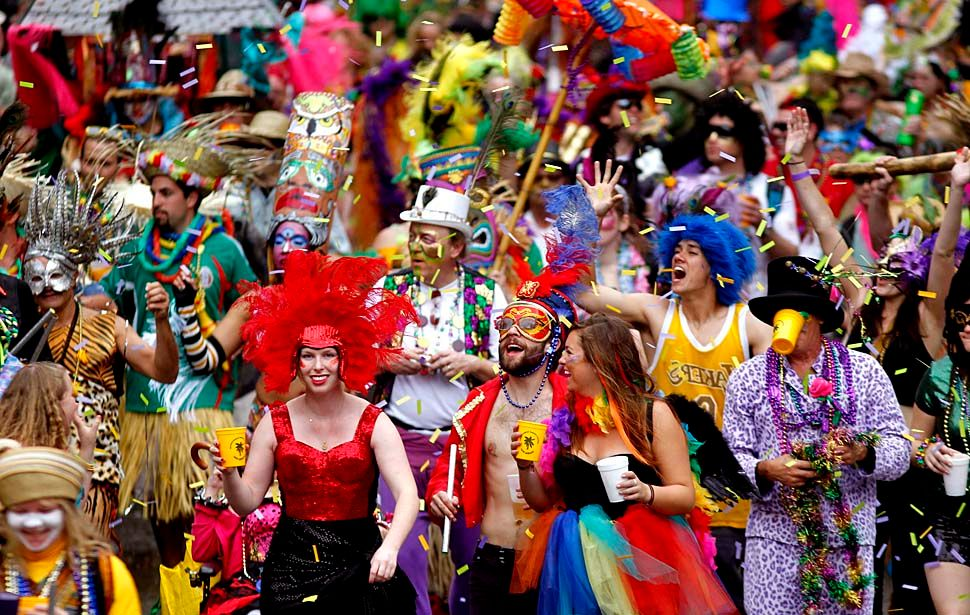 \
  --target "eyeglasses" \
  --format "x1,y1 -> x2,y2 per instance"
615,98 -> 642,111
495,308 -> 553,342
708,124 -> 737,140
949,308 -> 970,327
